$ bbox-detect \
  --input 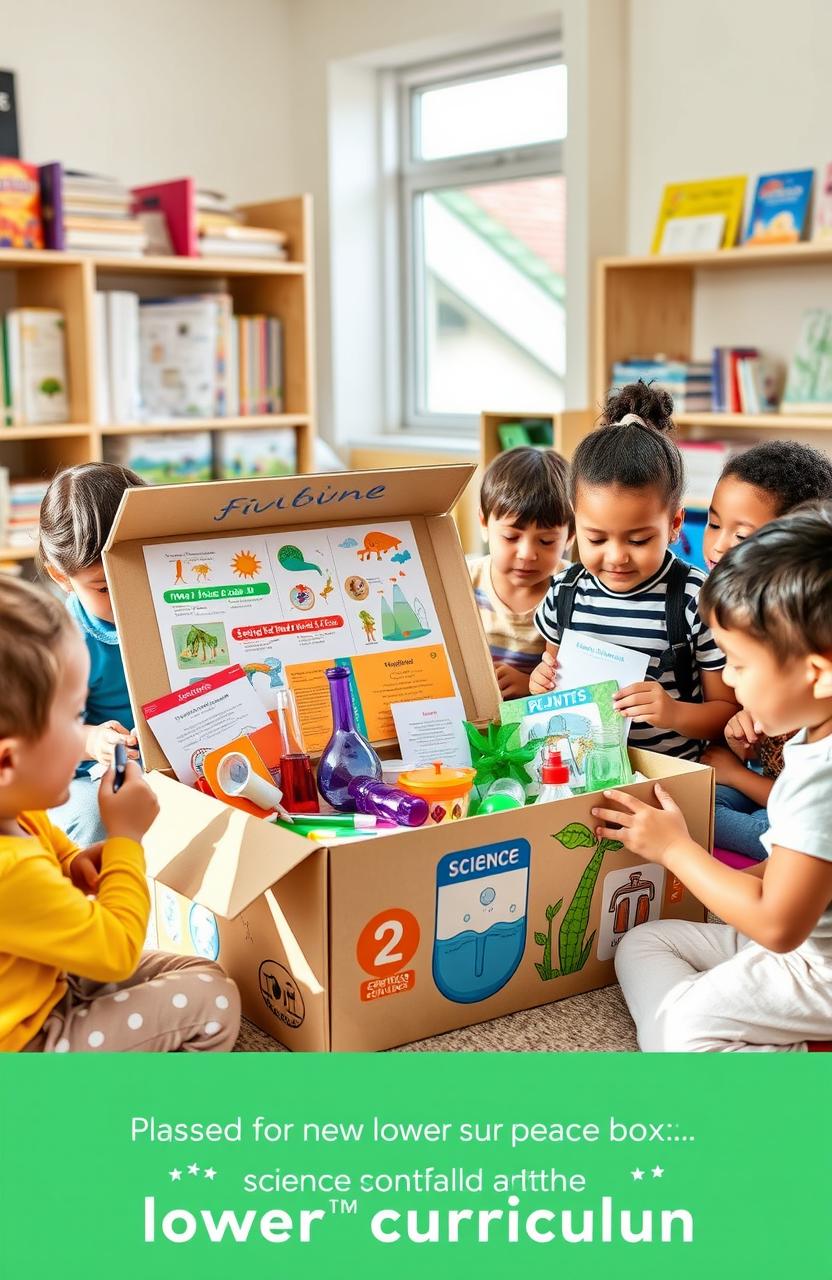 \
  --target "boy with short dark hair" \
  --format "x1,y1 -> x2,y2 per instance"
468,446 -> 573,700
595,502 -> 832,1051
